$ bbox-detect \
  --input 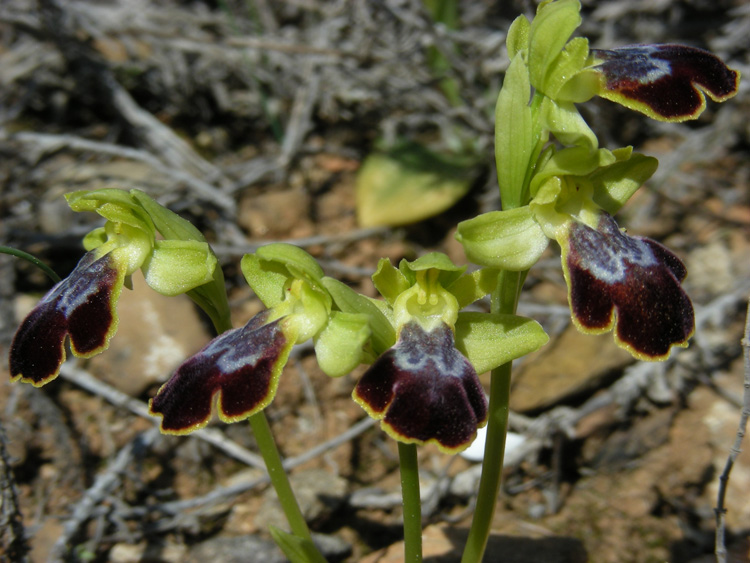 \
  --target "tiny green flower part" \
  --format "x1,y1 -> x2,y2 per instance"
149,311 -> 294,434
590,44 -> 741,122
353,320 -> 487,454
10,251 -> 126,386
561,212 -> 694,360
